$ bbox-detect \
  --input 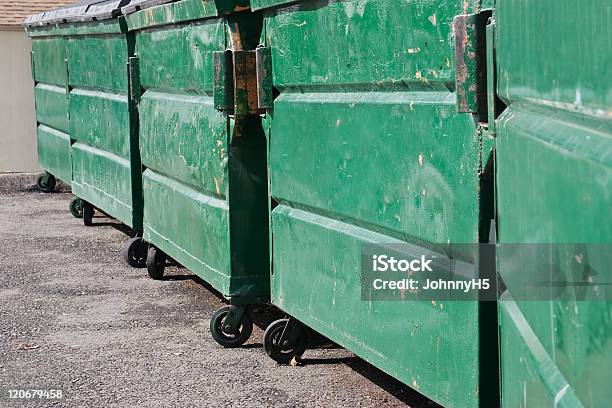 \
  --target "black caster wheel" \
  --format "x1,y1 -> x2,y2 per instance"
146,245 -> 166,279
122,237 -> 147,268
82,201 -> 94,226
36,172 -> 56,193
210,306 -> 253,348
69,197 -> 84,218
263,318 -> 307,365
